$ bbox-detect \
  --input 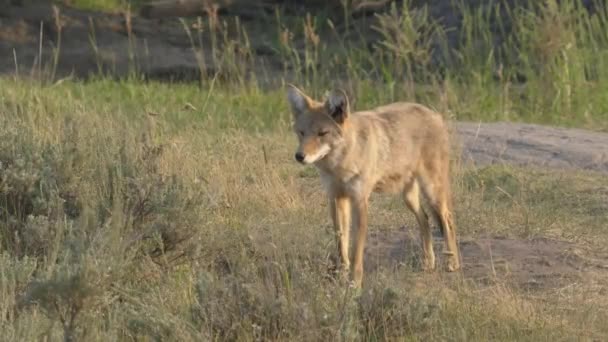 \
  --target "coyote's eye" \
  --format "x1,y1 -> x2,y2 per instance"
318,131 -> 329,137
298,130 -> 305,136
